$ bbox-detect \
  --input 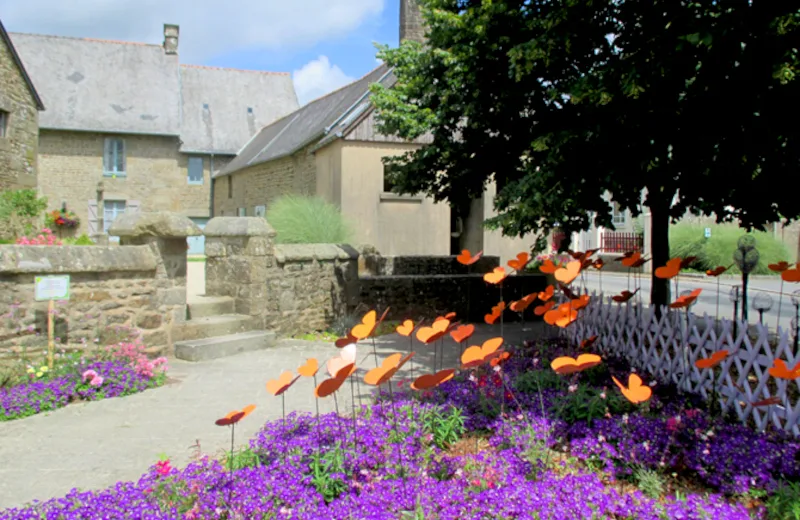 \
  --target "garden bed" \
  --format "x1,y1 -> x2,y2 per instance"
0,341 -> 168,421
2,337 -> 797,519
